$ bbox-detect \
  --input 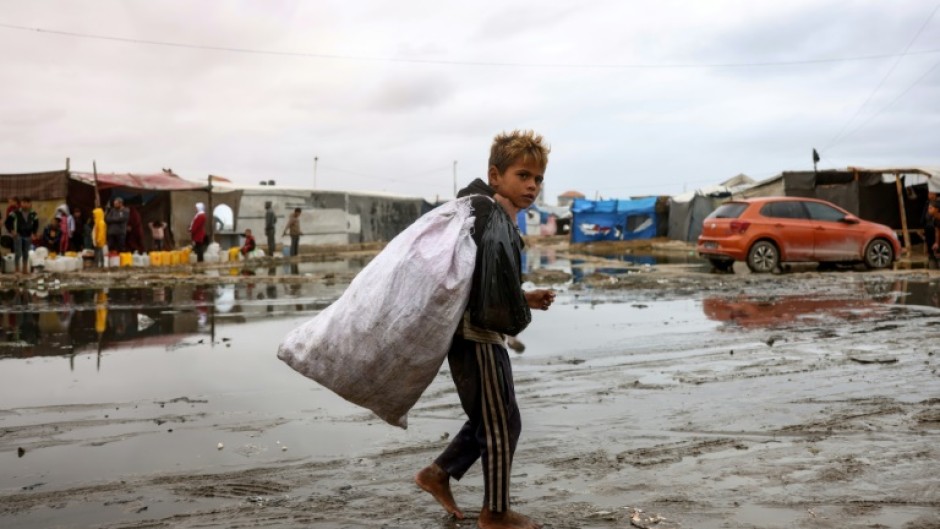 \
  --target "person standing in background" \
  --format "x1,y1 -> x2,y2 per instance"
105,198 -> 129,253
264,201 -> 277,256
283,207 -> 302,257
92,207 -> 106,267
189,203 -> 207,262
55,204 -> 74,255
4,197 -> 18,238
8,197 -> 38,274
70,208 -> 85,251
125,204 -> 144,253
